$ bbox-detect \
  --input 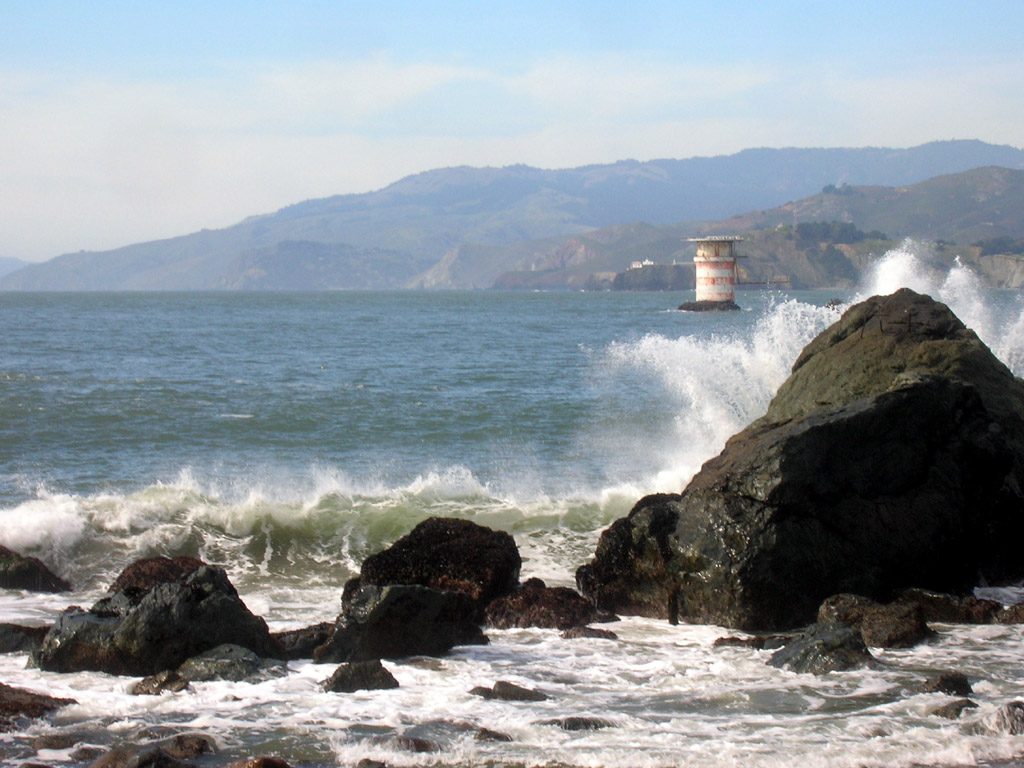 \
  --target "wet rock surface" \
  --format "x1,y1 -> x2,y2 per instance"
0,682 -> 75,732
314,584 -> 487,663
344,517 -> 521,617
0,545 -> 71,593
817,593 -> 936,648
484,583 -> 596,630
768,623 -> 876,674
34,565 -> 281,676
321,659 -> 399,693
578,290 -> 1024,630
